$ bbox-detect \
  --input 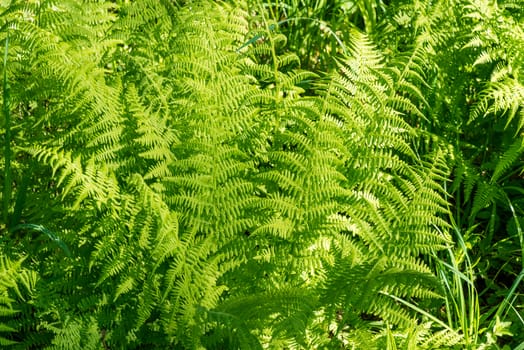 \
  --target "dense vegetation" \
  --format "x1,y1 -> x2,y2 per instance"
0,0 -> 522,348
